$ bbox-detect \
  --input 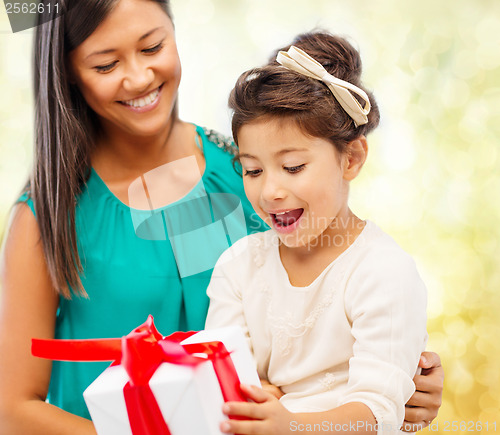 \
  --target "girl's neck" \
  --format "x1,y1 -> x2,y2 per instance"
279,210 -> 365,287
